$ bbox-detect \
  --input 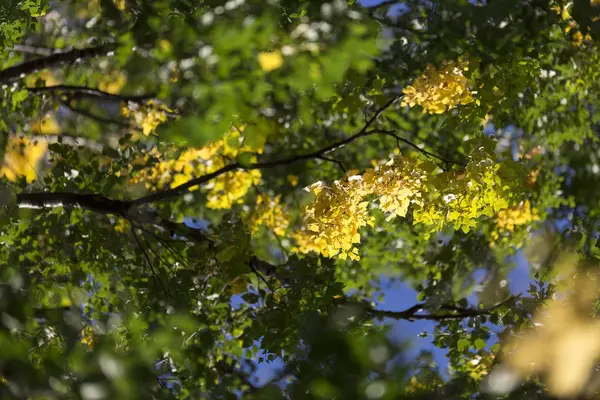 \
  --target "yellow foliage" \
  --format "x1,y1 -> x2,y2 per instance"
297,159 -> 424,259
1,137 -> 48,183
495,200 -> 539,232
120,100 -> 172,136
99,71 -> 126,94
413,150 -> 512,236
490,200 -> 539,248
31,115 -> 60,134
287,174 -> 299,187
114,218 -> 130,233
291,228 -> 328,256
258,51 -> 284,72
295,147 -> 520,259
464,352 -> 496,382
552,3 -> 593,46
302,173 -> 374,260
130,126 -> 264,209
80,326 -> 95,351
39,70 -> 61,86
206,170 -> 262,209
401,59 -> 474,114
363,158 -> 425,220
246,194 -> 290,236
114,0 -> 125,10
499,271 -> 600,398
